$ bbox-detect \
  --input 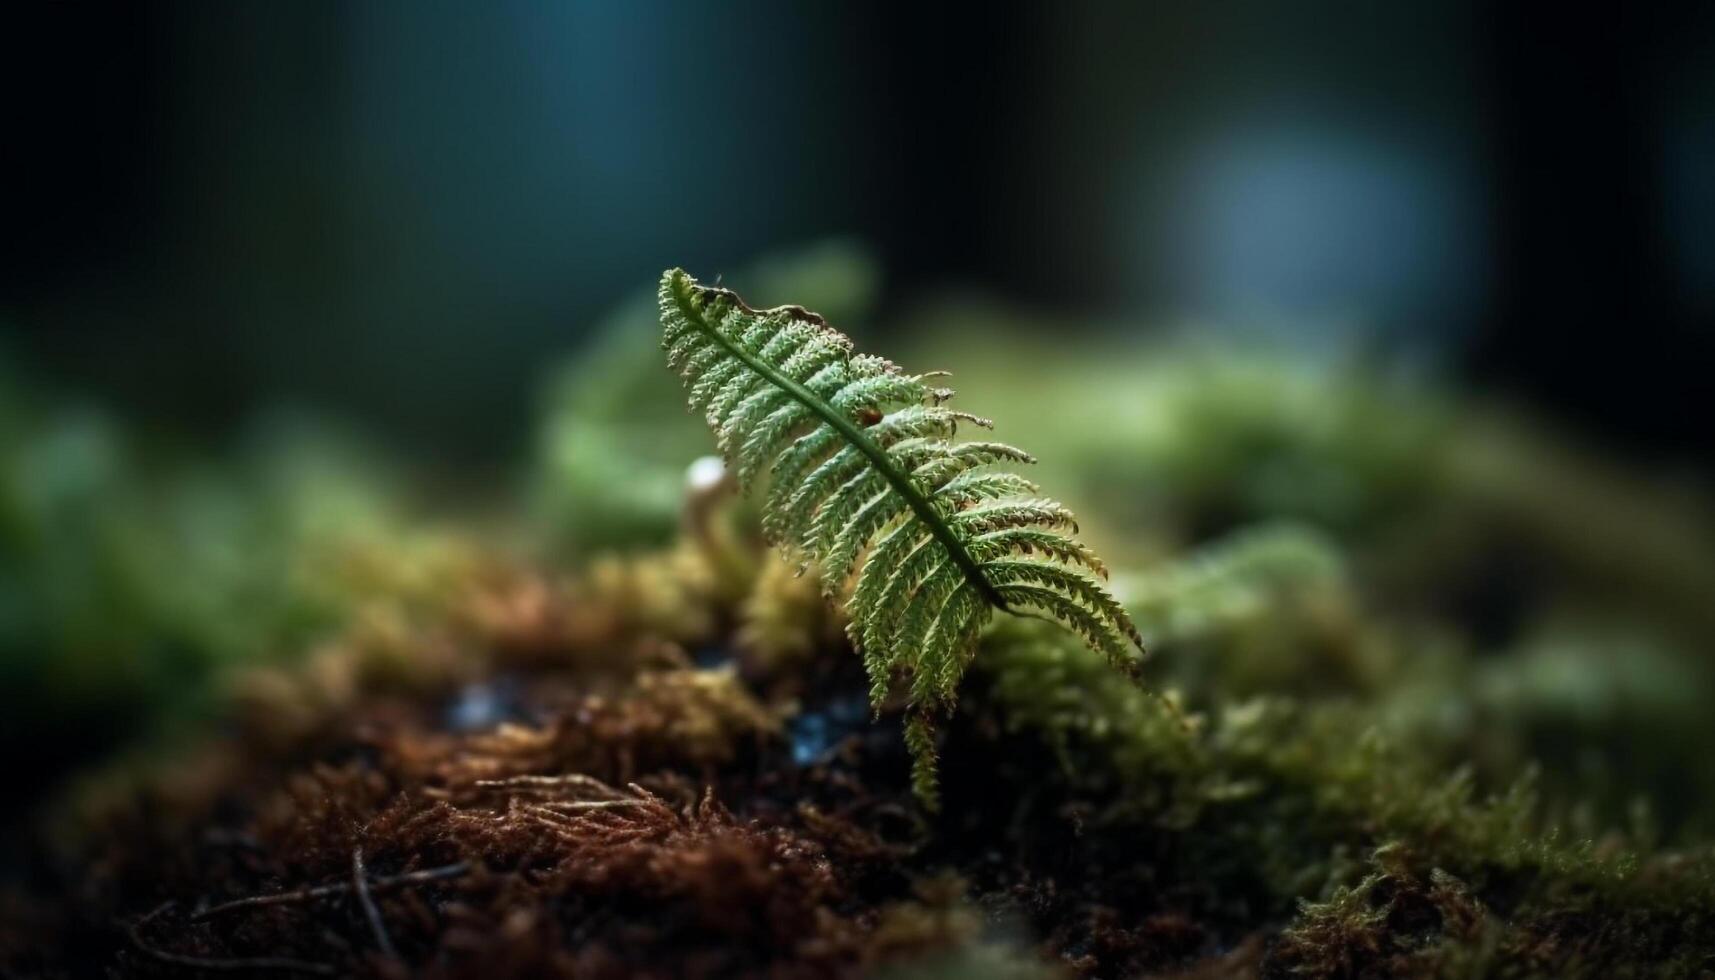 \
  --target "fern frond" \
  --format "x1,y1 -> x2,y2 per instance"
659,268 -> 1144,806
